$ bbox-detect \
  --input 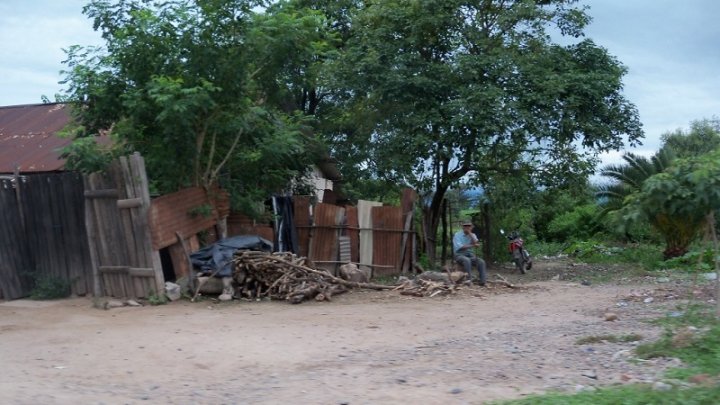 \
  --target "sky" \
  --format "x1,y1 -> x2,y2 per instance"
1,0 -> 718,166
